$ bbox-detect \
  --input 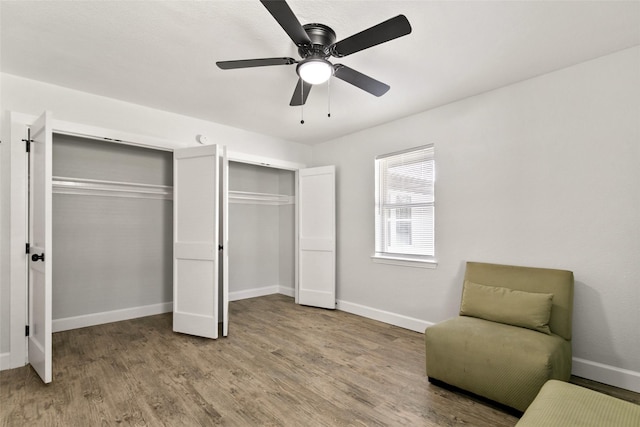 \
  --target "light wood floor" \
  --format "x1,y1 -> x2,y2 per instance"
1,294 -> 638,426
